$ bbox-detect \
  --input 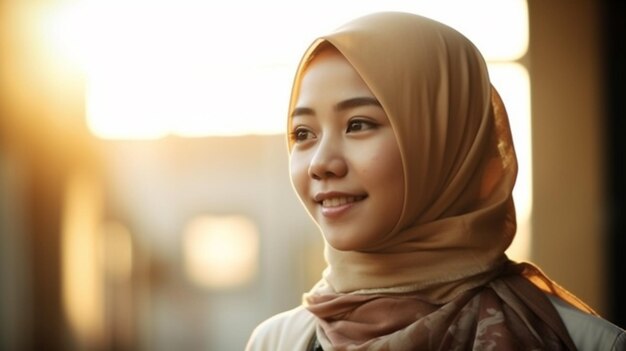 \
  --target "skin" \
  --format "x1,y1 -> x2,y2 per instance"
289,47 -> 405,251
